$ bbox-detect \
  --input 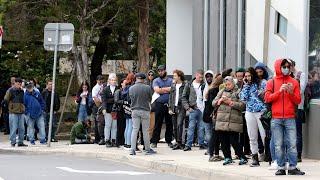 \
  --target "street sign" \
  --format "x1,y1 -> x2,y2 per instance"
44,23 -> 74,52
43,23 -> 74,147
0,26 -> 3,49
